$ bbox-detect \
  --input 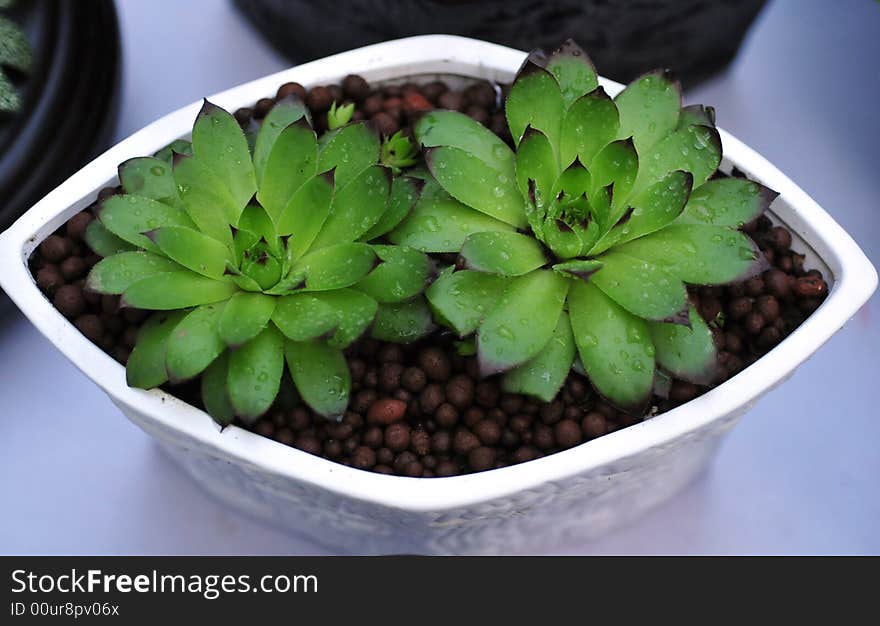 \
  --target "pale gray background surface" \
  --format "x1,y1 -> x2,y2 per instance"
1,0 -> 878,555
